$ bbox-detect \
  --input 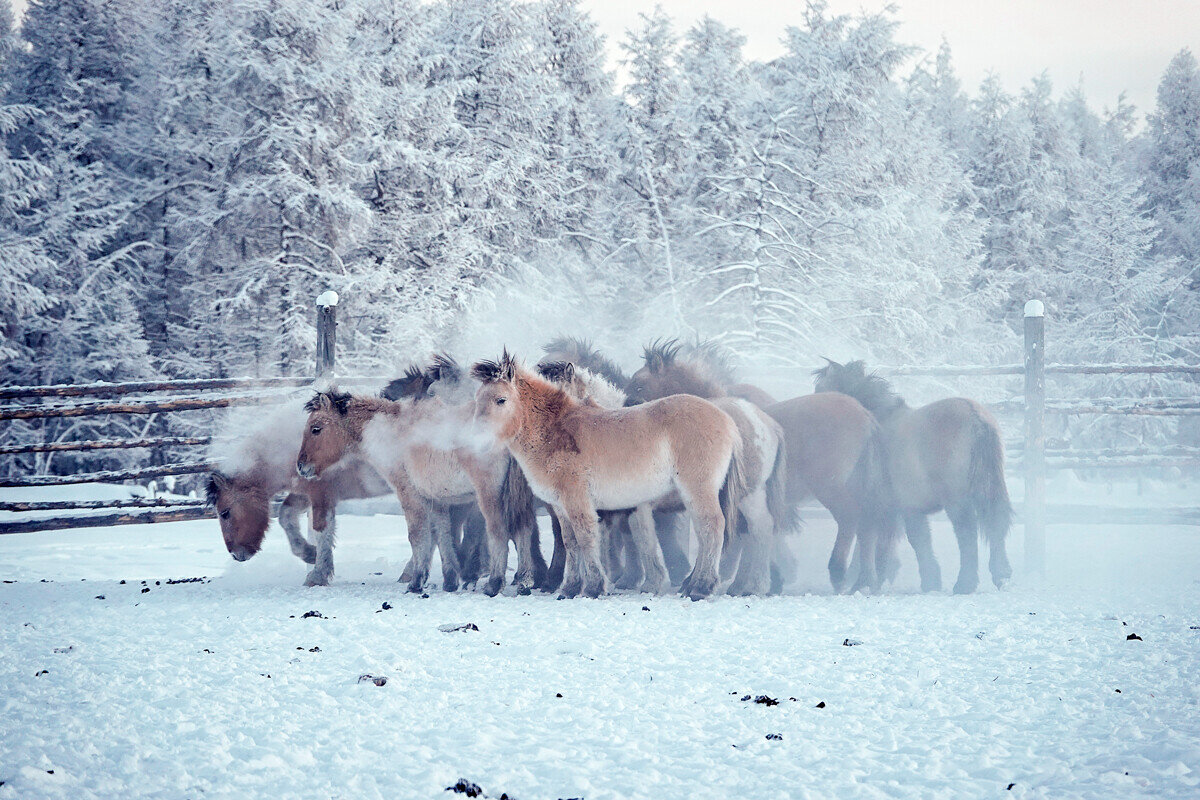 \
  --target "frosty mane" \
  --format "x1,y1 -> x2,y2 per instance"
541,336 -> 629,389
381,365 -> 430,401
813,359 -> 906,419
